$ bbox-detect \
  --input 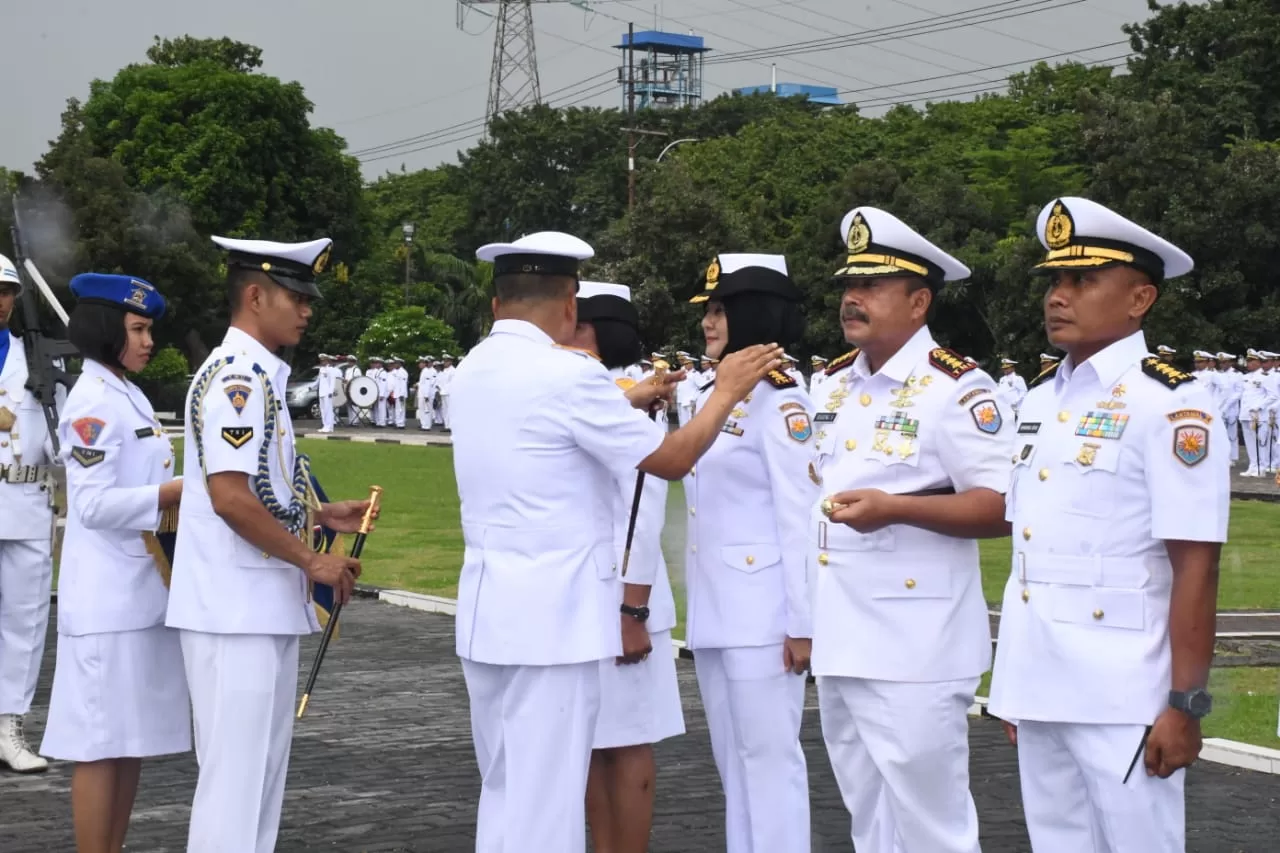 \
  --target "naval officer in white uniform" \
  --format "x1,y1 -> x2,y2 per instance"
166,236 -> 375,853
39,273 -> 190,851
684,253 -> 817,853
812,207 -> 1014,853
453,232 -> 782,853
989,197 -> 1229,853
0,252 -> 56,773
567,281 -> 685,853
